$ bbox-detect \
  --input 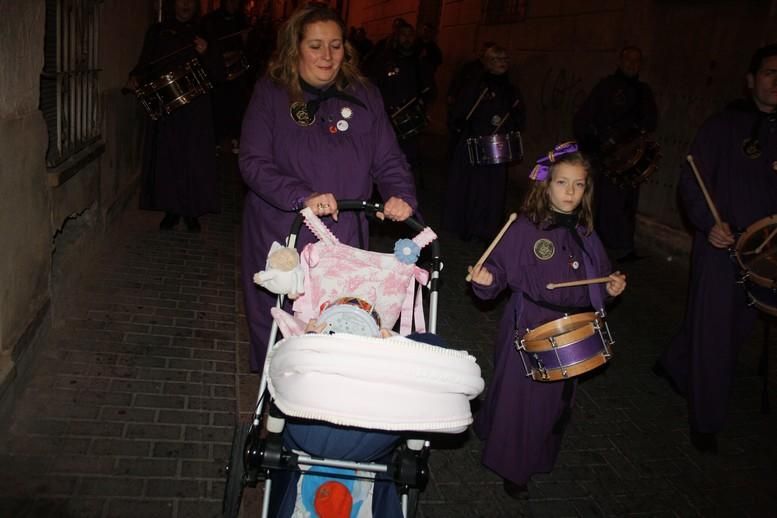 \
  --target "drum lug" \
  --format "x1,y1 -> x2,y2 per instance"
533,355 -> 549,381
